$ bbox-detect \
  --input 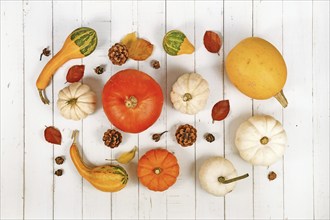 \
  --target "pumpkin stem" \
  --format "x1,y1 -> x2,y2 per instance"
71,130 -> 79,145
274,90 -> 288,108
218,173 -> 249,184
183,93 -> 192,102
67,98 -> 78,105
38,89 -> 50,105
125,96 -> 138,109
260,136 -> 269,145
154,168 -> 162,175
